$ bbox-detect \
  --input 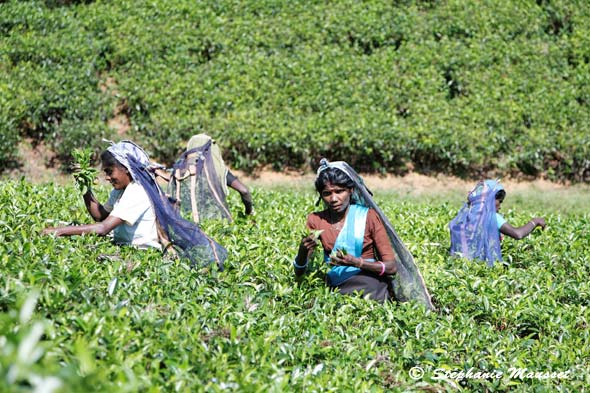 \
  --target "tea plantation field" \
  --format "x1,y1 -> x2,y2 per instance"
1,180 -> 589,391
2,0 -> 590,181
